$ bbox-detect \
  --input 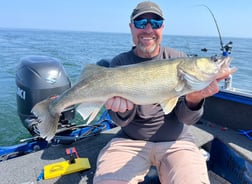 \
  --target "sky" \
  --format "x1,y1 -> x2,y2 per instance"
0,0 -> 251,38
